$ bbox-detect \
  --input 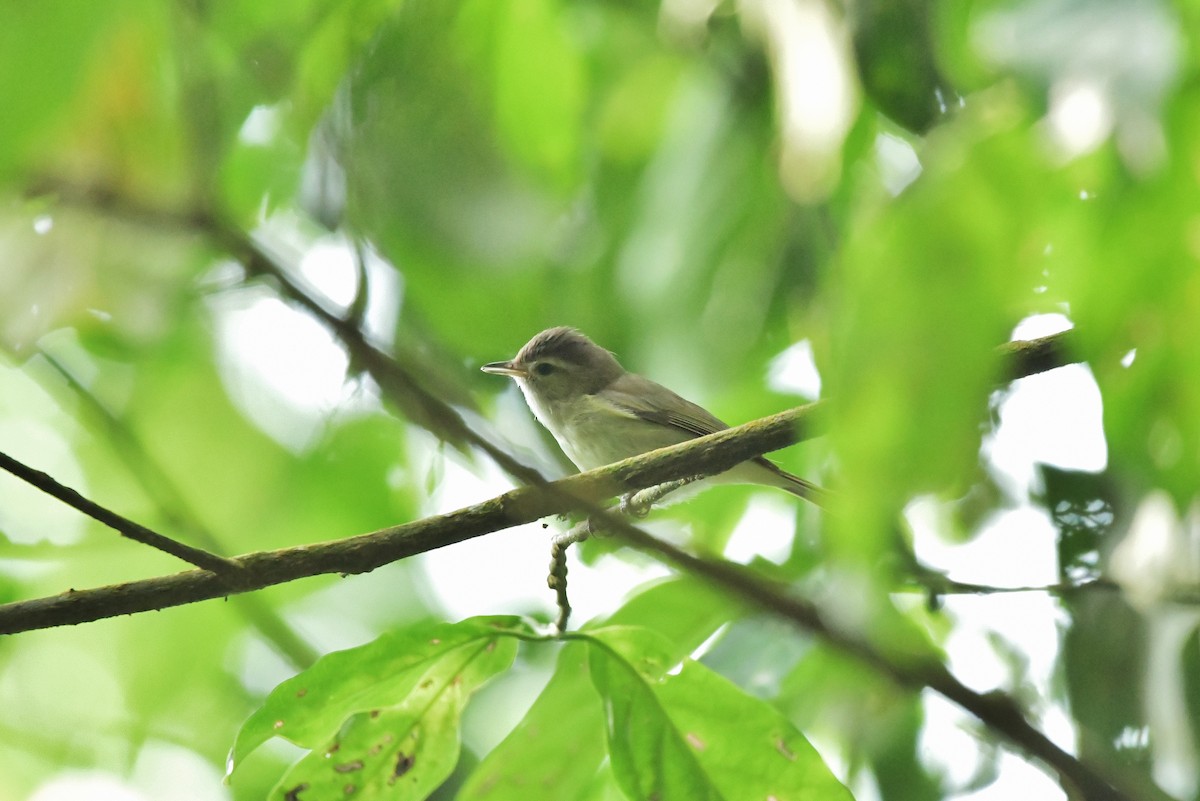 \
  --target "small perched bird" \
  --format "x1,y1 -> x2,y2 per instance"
482,327 -> 824,506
